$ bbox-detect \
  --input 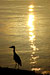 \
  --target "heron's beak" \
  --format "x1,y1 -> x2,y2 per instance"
9,46 -> 12,48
